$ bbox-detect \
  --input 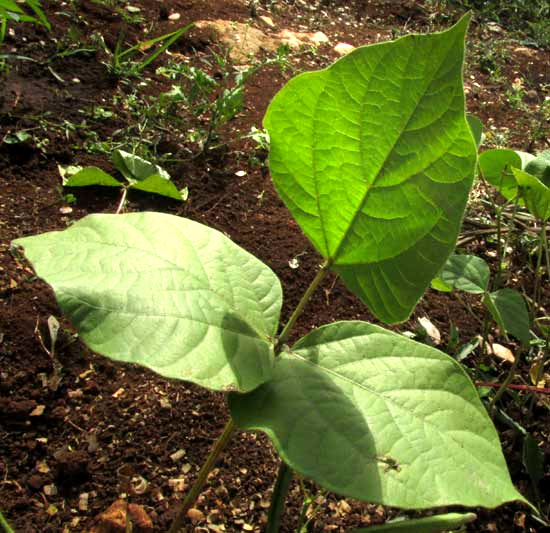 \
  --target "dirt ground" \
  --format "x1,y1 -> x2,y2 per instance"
1,1 -> 549,531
